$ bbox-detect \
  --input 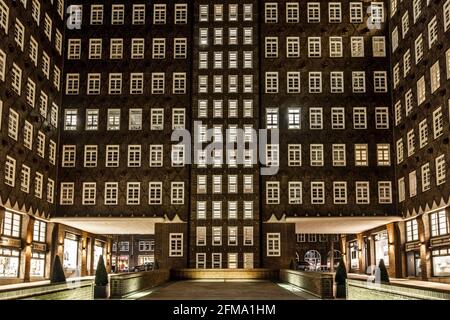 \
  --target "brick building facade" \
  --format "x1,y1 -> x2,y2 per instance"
0,0 -> 449,285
